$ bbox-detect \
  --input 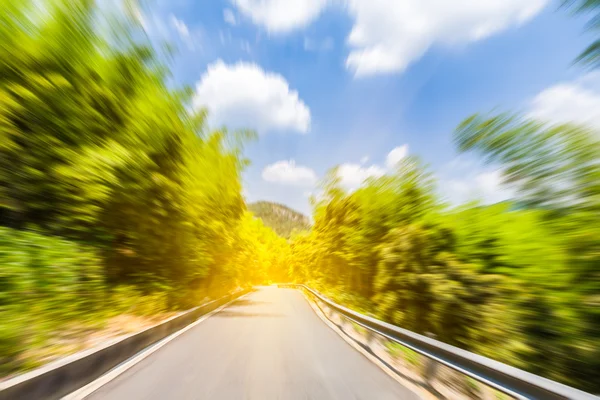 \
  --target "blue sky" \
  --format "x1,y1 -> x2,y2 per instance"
139,0 -> 600,215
